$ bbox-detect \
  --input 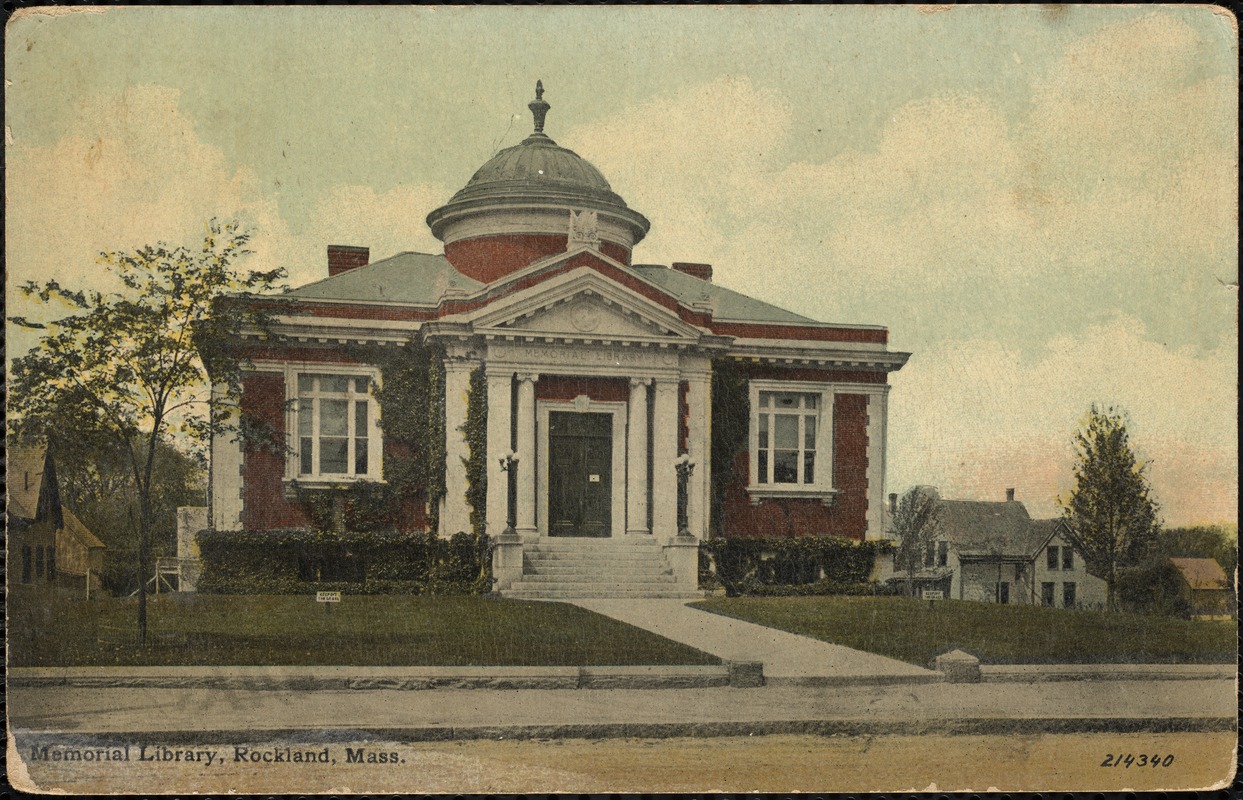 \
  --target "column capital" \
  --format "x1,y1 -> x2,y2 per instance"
629,377 -> 652,388
654,379 -> 680,395
516,372 -> 541,384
